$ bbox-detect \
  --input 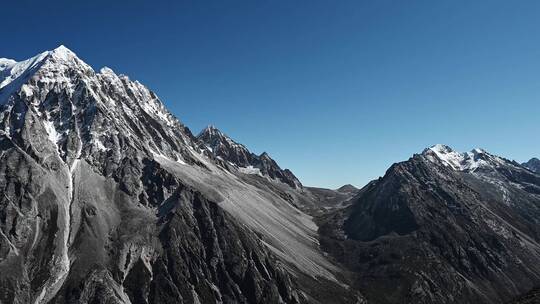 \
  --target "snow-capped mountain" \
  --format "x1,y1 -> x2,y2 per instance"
197,125 -> 302,189
319,144 -> 540,304
0,46 -> 359,304
523,157 -> 540,173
